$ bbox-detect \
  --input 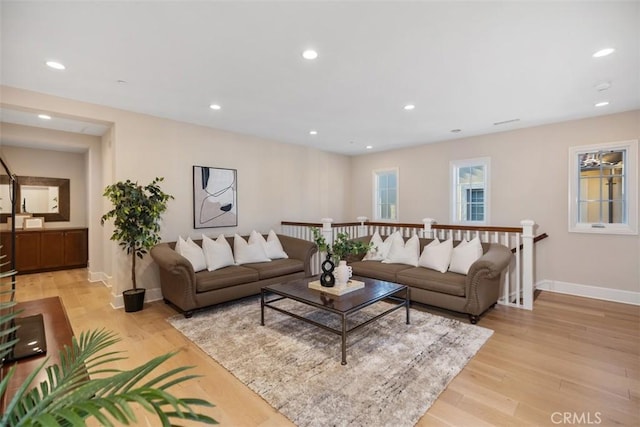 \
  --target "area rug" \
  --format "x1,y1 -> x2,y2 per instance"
167,296 -> 493,427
